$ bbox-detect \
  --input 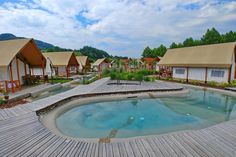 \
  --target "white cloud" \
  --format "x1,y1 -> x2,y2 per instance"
0,0 -> 235,57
